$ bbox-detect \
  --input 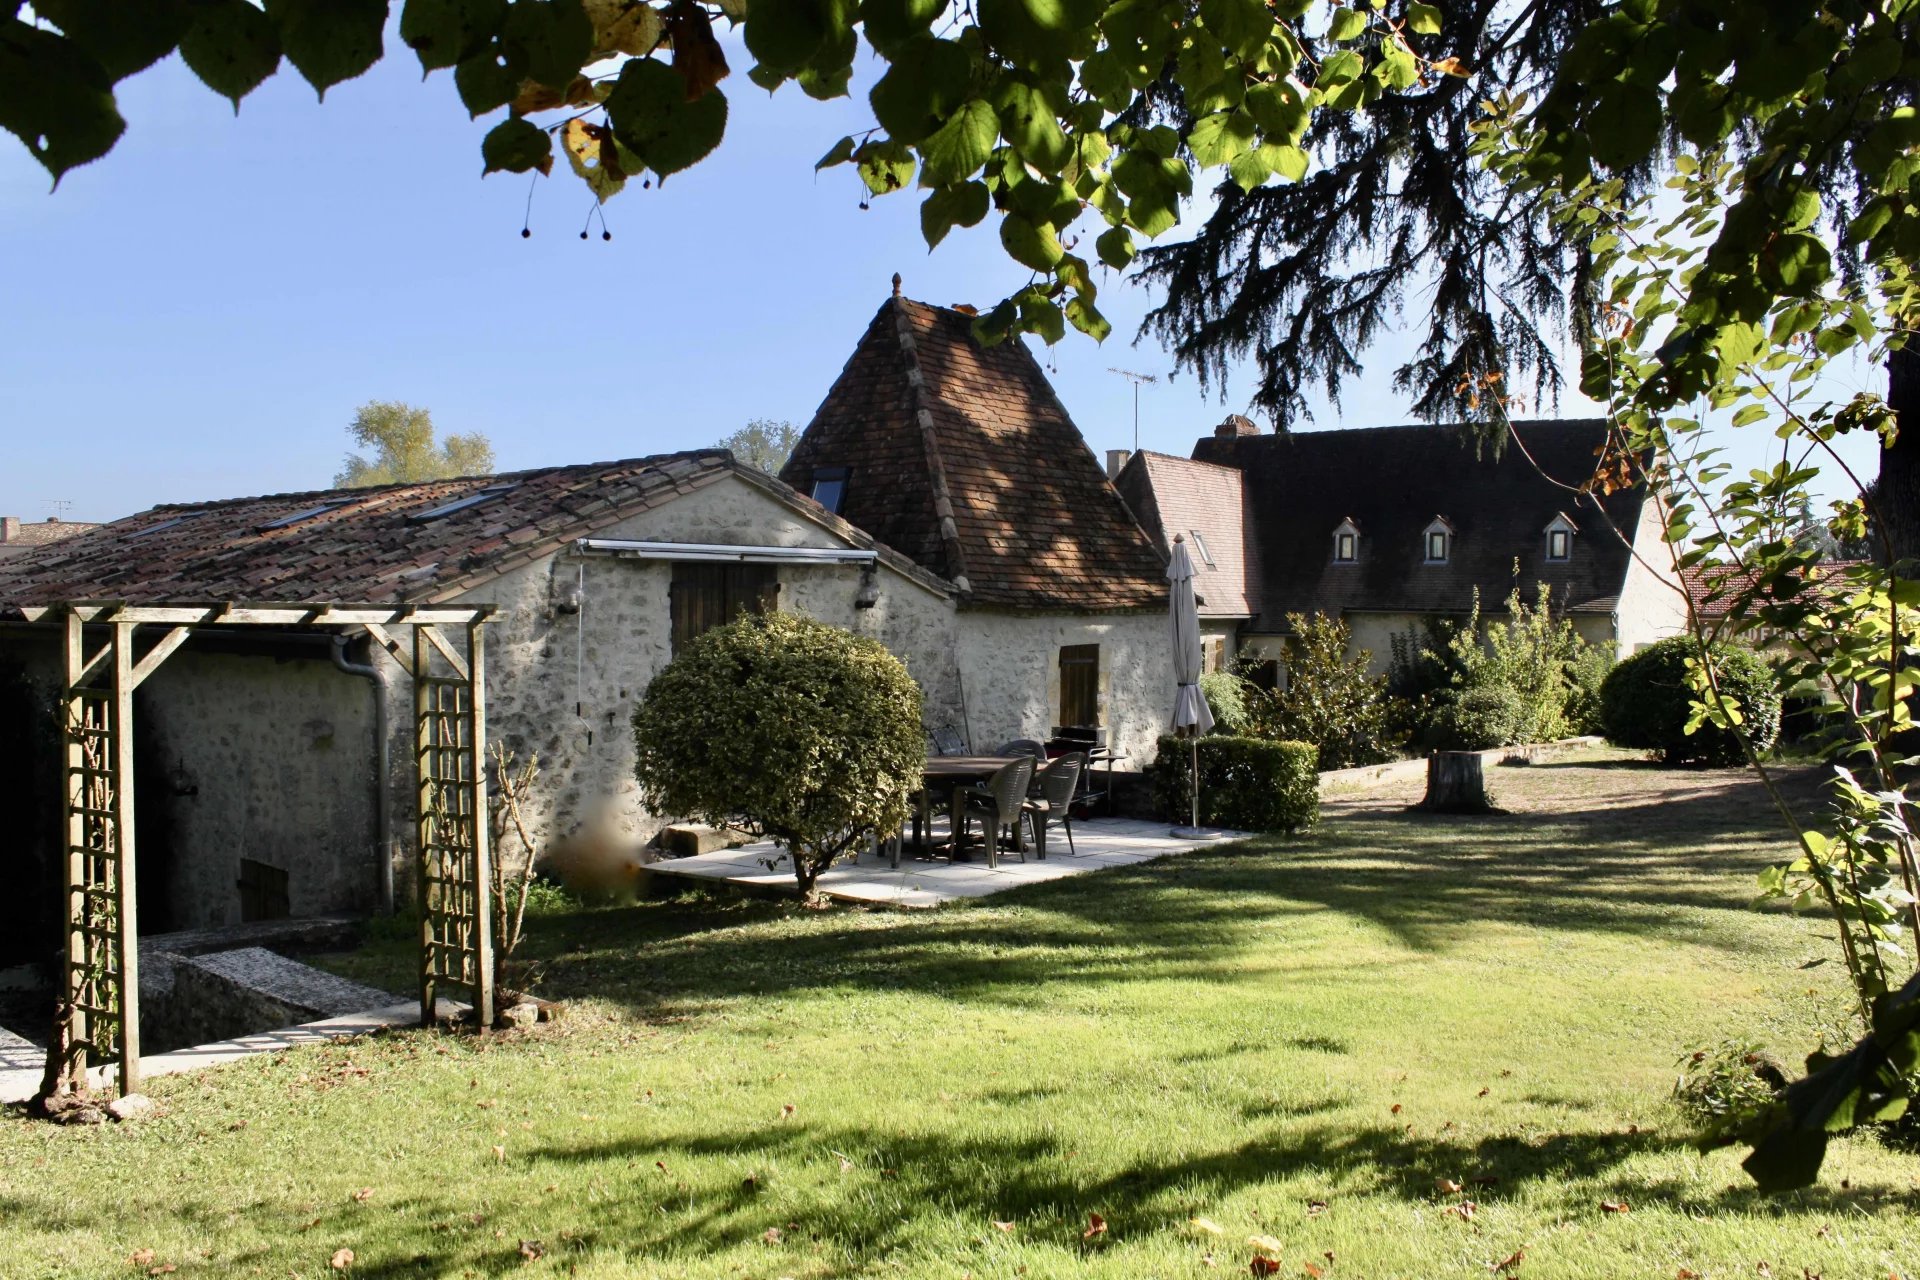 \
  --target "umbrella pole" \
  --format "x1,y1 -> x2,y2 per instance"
1189,732 -> 1200,831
